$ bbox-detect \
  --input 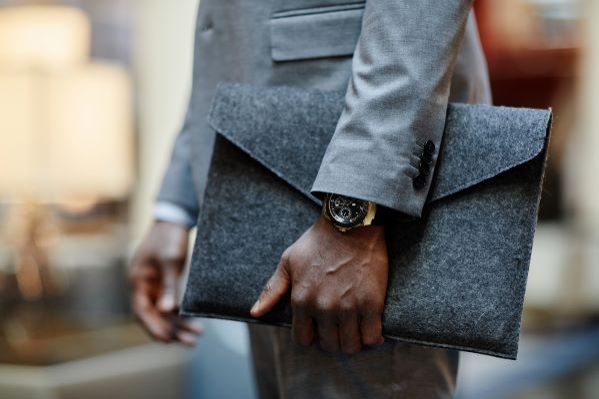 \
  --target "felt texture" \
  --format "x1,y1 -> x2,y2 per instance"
181,83 -> 552,359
